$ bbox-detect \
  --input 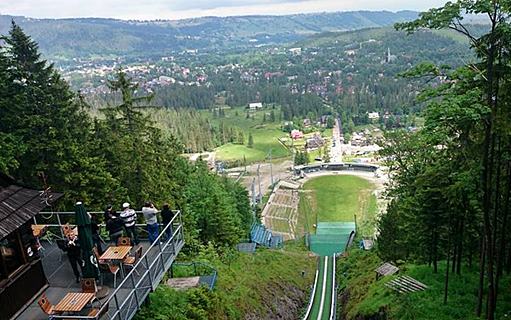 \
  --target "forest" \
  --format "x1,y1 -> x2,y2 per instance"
78,26 -> 478,154
0,22 -> 253,254
0,11 -> 418,60
376,2 -> 511,319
